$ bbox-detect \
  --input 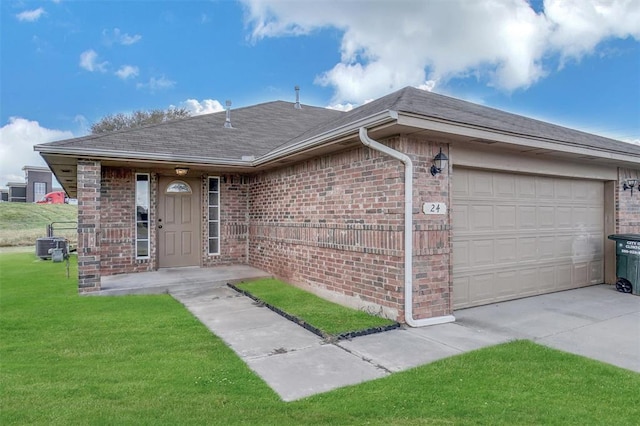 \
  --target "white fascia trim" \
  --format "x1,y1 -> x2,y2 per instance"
35,146 -> 251,167
254,110 -> 399,166
358,127 -> 455,328
397,113 -> 640,164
